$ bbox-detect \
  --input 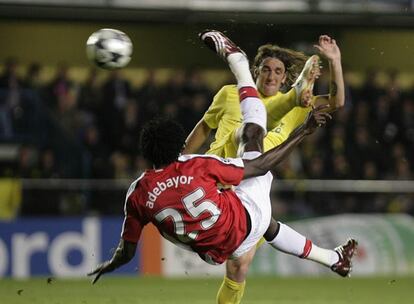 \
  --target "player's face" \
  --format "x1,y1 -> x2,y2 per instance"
256,57 -> 287,97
